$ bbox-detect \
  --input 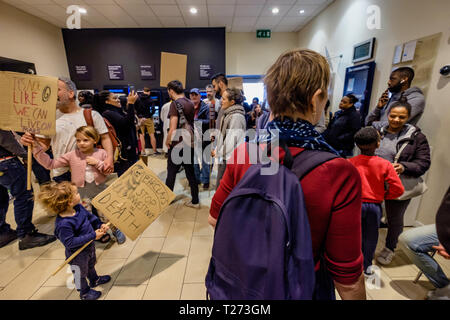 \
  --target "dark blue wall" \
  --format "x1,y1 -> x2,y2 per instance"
61,27 -> 225,91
